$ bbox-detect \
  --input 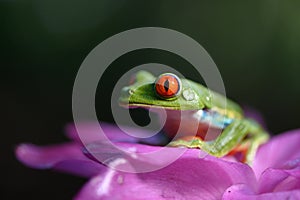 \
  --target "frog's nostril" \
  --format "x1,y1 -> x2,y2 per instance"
129,89 -> 134,95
